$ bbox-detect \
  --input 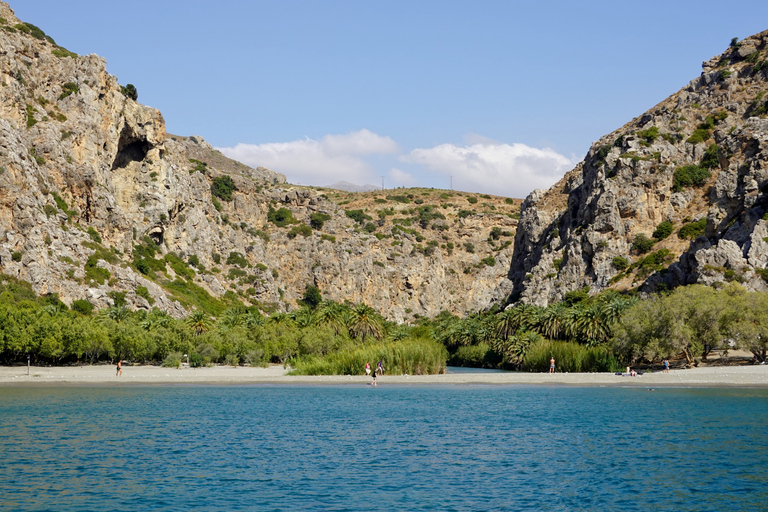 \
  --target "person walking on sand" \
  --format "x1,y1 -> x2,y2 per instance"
663,359 -> 670,373
549,357 -> 555,374
377,359 -> 384,375
372,369 -> 377,387
365,362 -> 371,376
116,360 -> 122,377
